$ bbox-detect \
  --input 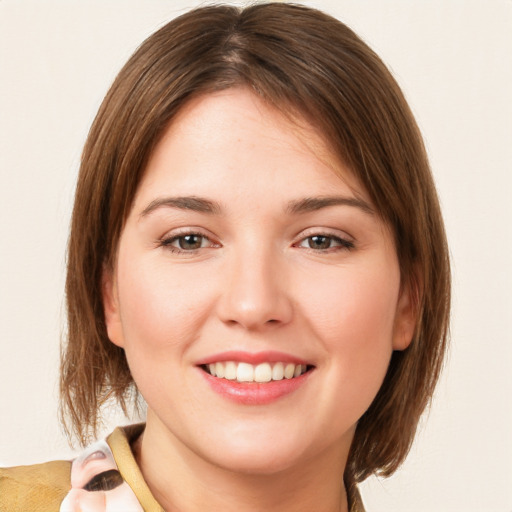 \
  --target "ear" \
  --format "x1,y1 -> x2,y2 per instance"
392,274 -> 421,351
102,265 -> 125,348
